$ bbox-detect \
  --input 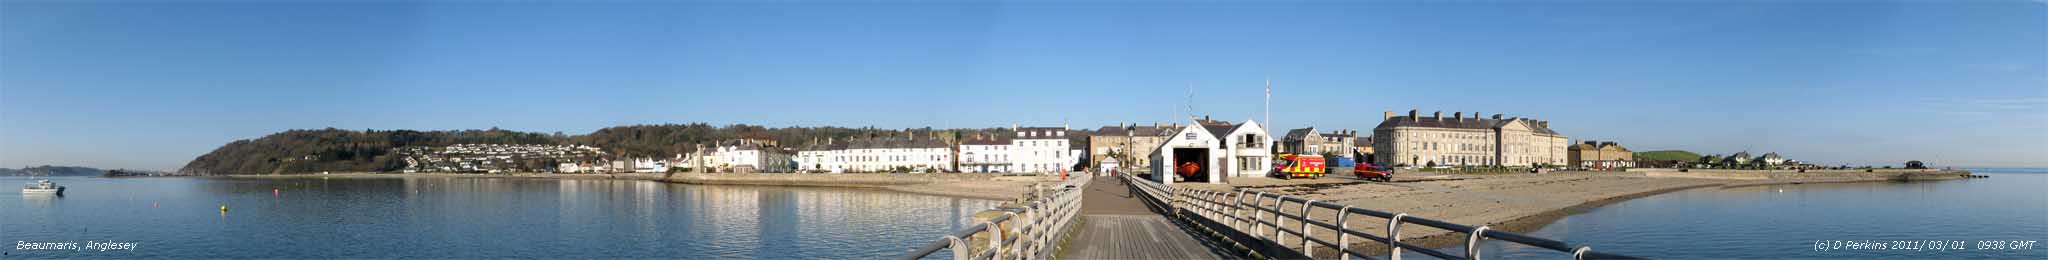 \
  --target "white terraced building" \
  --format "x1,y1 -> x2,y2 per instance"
795,137 -> 954,173
957,136 -> 1013,173
713,140 -> 794,173
796,141 -> 850,173
1010,125 -> 1077,173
